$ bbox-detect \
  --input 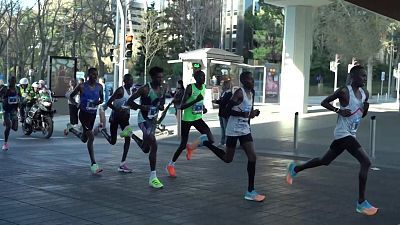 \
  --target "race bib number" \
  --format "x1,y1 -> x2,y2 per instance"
8,96 -> 18,104
86,100 -> 97,111
192,102 -> 203,114
147,106 -> 158,119
234,118 -> 249,132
